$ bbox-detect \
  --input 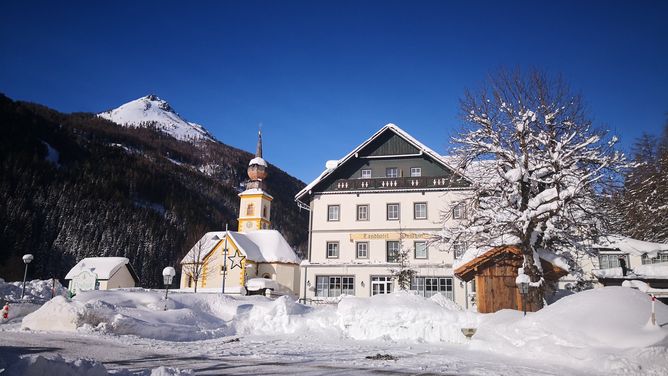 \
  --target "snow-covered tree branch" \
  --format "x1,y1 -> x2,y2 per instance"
443,69 -> 629,307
